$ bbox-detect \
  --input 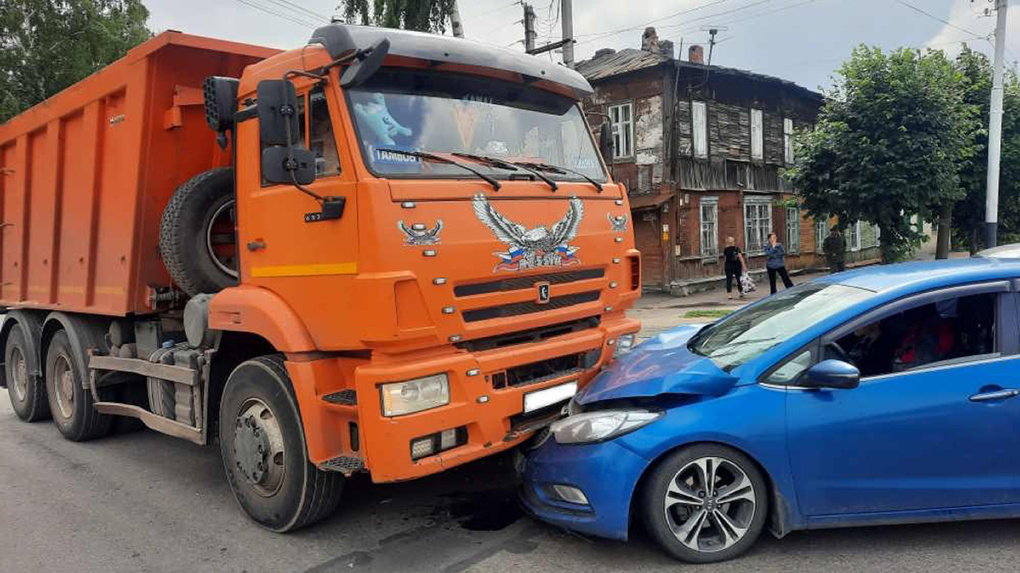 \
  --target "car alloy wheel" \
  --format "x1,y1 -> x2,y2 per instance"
663,456 -> 757,553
